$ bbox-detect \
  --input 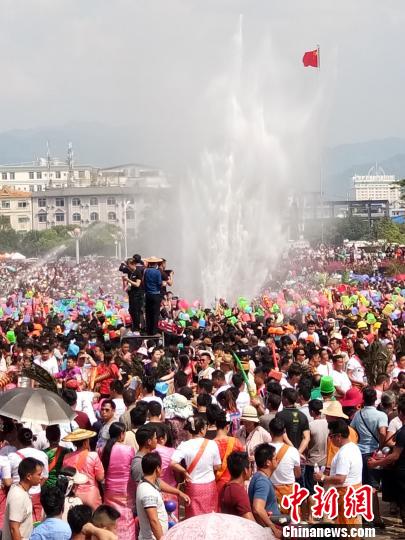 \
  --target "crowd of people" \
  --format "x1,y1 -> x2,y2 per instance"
1,249 -> 405,538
